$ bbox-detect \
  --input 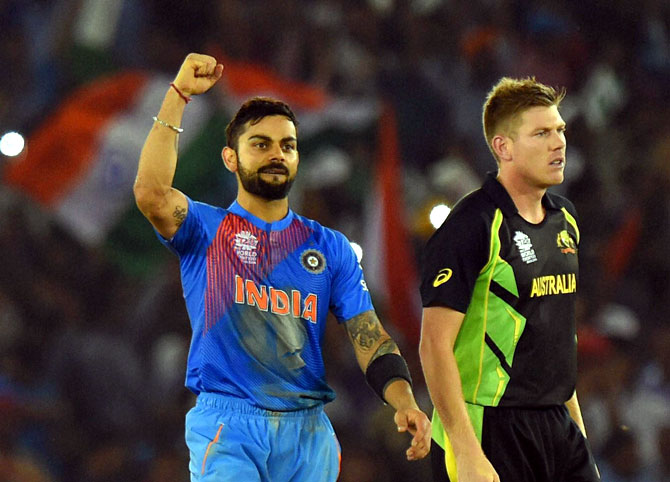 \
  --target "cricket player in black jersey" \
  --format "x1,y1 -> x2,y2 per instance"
419,77 -> 600,482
